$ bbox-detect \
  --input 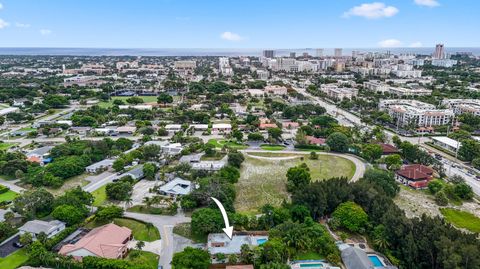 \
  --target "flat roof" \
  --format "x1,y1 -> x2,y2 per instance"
431,136 -> 461,149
